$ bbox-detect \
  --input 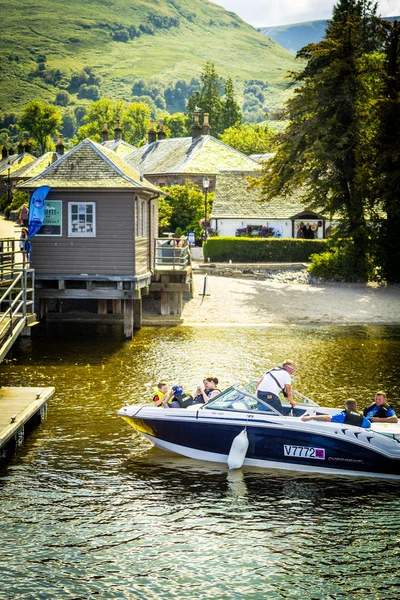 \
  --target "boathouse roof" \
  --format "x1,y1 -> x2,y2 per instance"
18,138 -> 162,193
211,171 -> 324,220
124,135 -> 259,175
